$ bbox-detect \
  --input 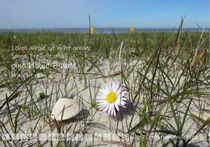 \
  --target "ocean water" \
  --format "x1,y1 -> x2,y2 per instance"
0,28 -> 209,33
